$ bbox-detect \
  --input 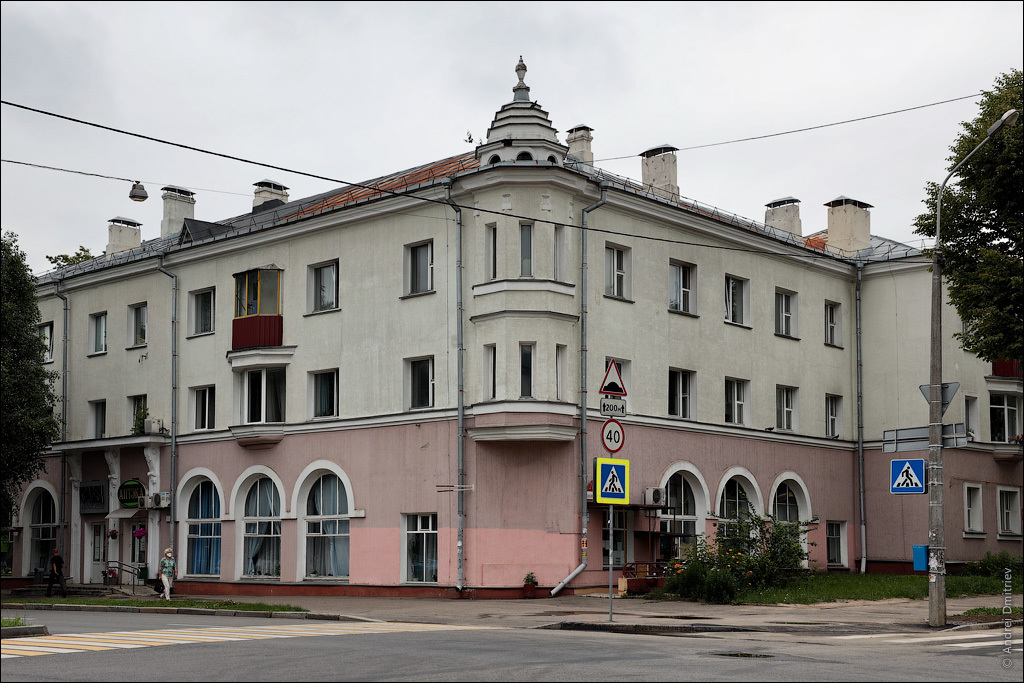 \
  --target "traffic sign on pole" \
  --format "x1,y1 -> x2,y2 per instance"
594,457 -> 629,505
601,418 -> 625,454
